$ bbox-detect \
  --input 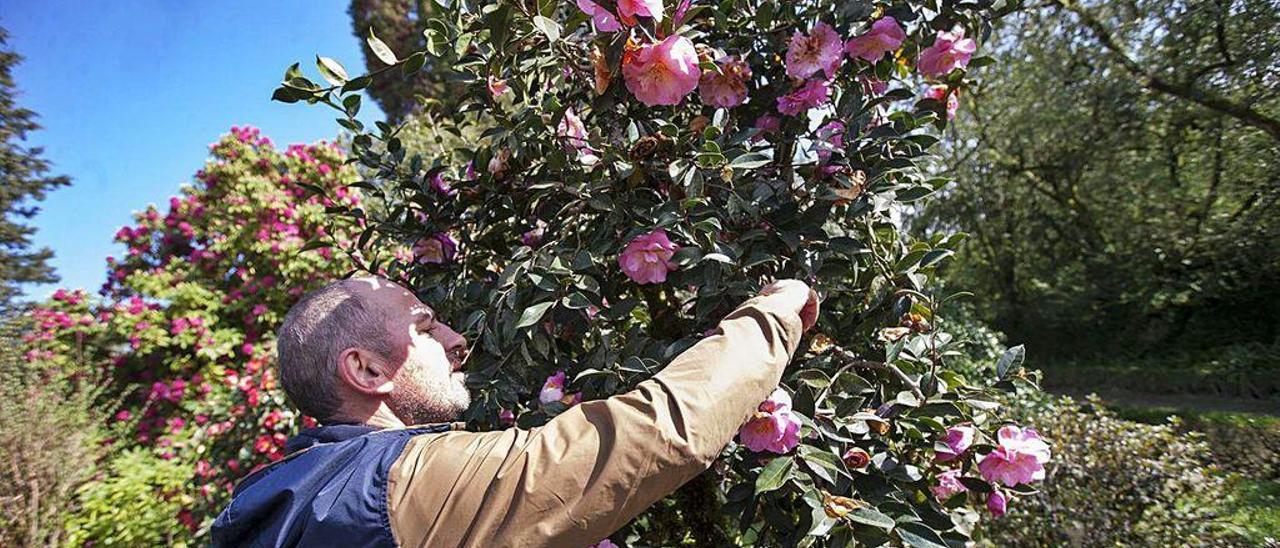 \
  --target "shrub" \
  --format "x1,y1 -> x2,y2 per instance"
0,321 -> 111,547
277,0 -> 1050,543
981,394 -> 1236,546
64,449 -> 191,547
